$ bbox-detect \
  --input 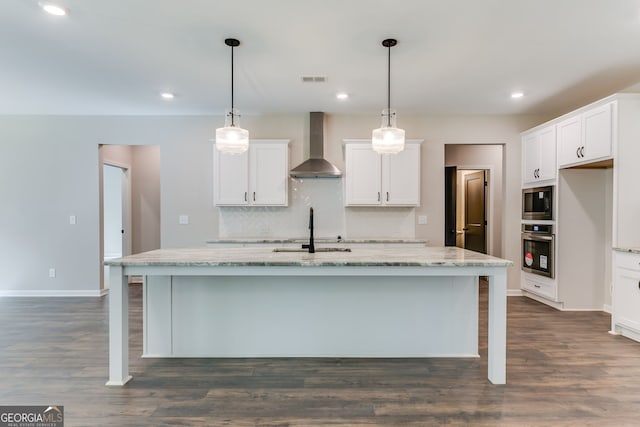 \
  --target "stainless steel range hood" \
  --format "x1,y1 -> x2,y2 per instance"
290,112 -> 342,178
